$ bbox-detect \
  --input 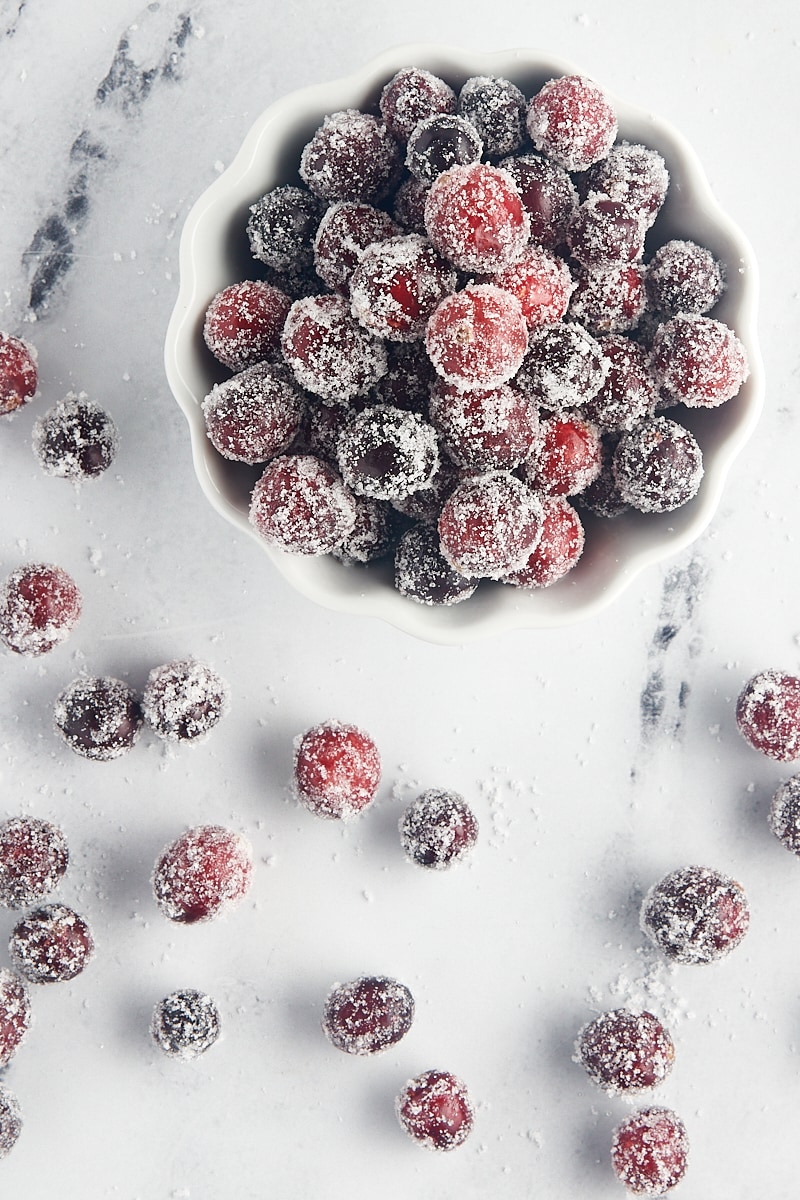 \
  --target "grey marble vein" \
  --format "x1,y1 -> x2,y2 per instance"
1,0 -> 25,39
638,555 -> 708,744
